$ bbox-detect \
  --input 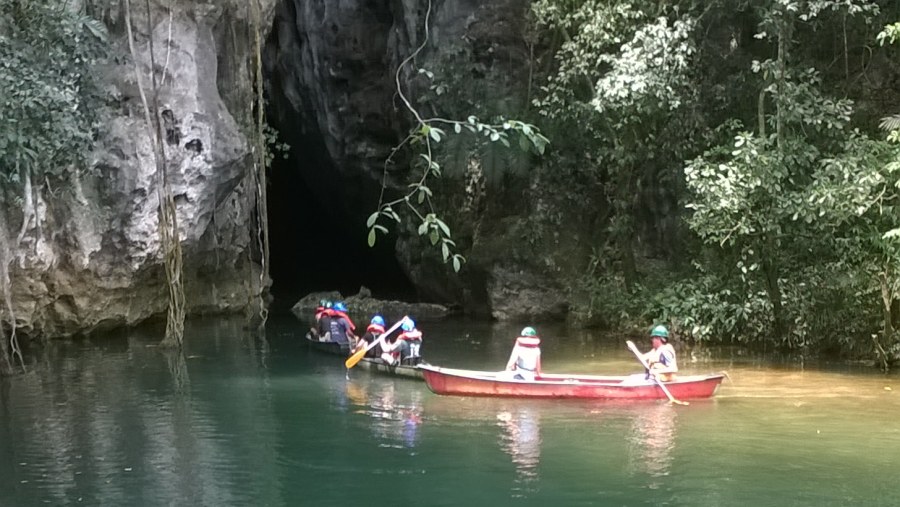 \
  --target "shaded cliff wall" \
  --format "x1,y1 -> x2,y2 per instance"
264,0 -> 571,321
